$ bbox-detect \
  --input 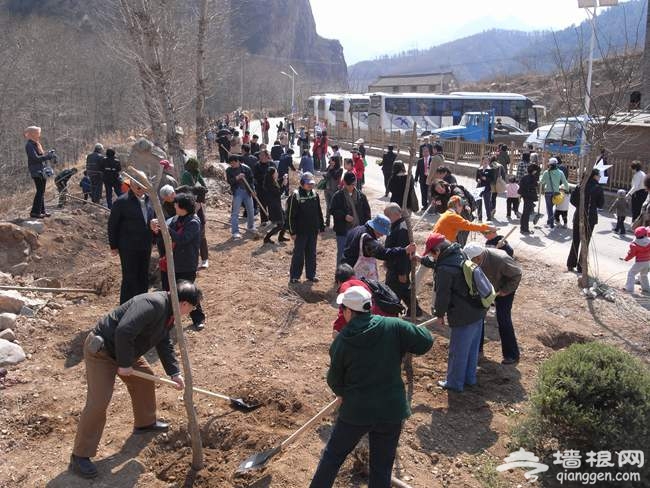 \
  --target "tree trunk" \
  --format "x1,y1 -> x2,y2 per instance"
195,0 -> 209,165
579,164 -> 590,287
642,5 -> 650,106
401,123 -> 417,405
125,165 -> 204,471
